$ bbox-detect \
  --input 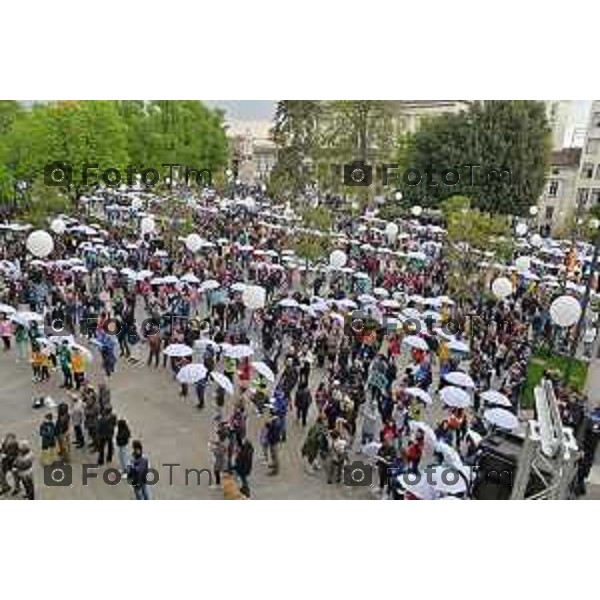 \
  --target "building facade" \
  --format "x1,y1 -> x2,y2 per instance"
575,101 -> 600,212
